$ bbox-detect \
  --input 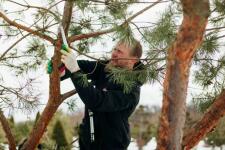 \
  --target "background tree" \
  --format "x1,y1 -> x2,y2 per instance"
130,105 -> 159,150
51,120 -> 70,150
34,112 -> 40,125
